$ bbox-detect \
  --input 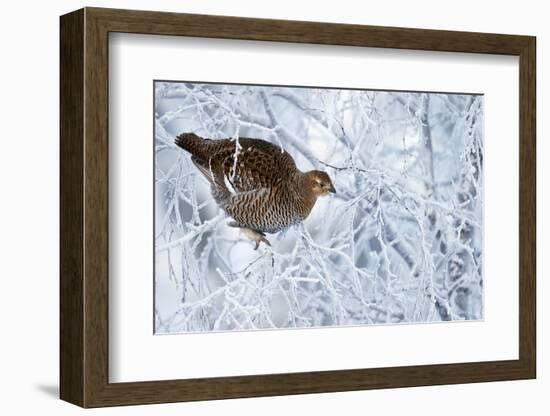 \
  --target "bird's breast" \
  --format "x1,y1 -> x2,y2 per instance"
218,182 -> 313,234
